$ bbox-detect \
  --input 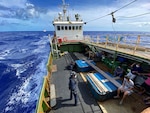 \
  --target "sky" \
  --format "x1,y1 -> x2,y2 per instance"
0,0 -> 150,31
